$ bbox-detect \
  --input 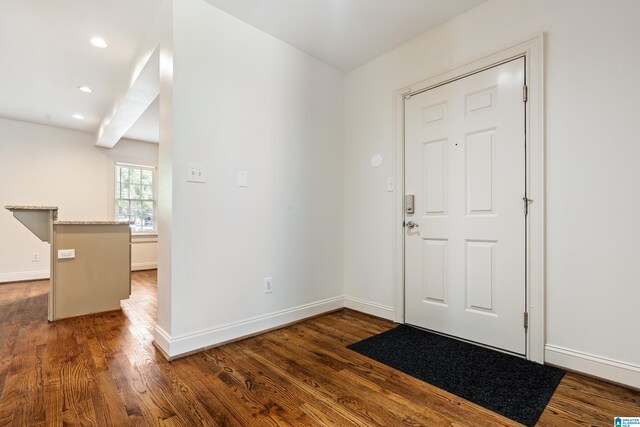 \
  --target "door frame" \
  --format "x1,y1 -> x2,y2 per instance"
392,34 -> 545,363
